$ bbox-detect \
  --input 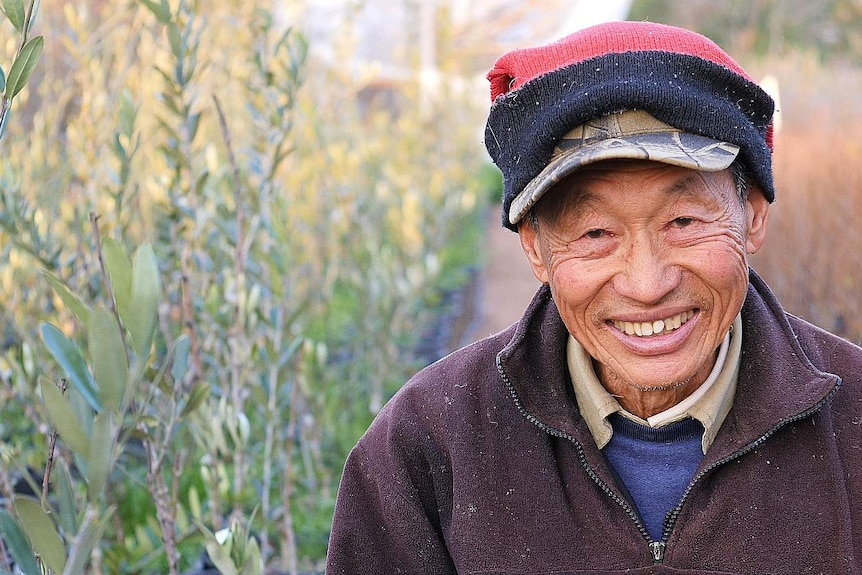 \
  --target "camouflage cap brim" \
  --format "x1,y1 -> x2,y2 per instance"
508,110 -> 741,226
